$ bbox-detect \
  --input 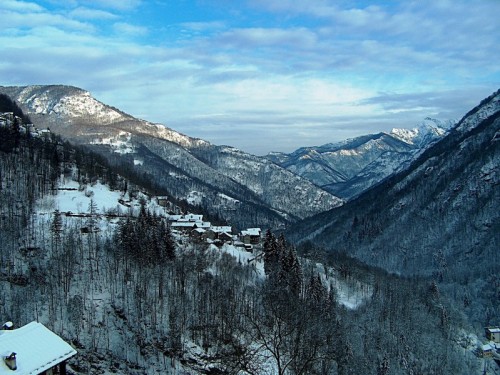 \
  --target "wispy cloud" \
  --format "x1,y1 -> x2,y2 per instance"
69,6 -> 119,20
2,0 -> 44,12
113,22 -> 148,36
80,0 -> 142,11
